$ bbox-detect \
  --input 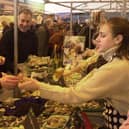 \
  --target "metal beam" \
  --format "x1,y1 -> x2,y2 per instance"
46,0 -> 129,3
45,1 -> 129,12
